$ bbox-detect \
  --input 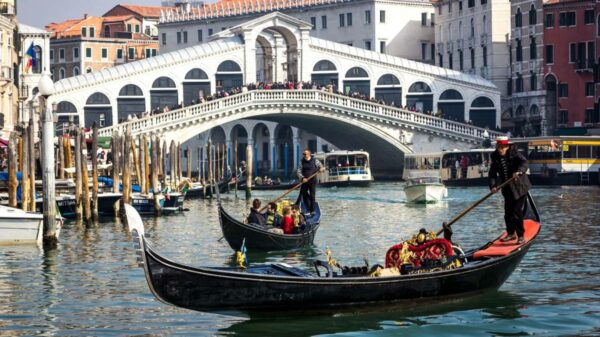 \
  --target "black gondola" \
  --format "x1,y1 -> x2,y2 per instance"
218,201 -> 321,250
35,193 -> 122,218
185,175 -> 234,199
124,192 -> 541,313
236,180 -> 298,191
